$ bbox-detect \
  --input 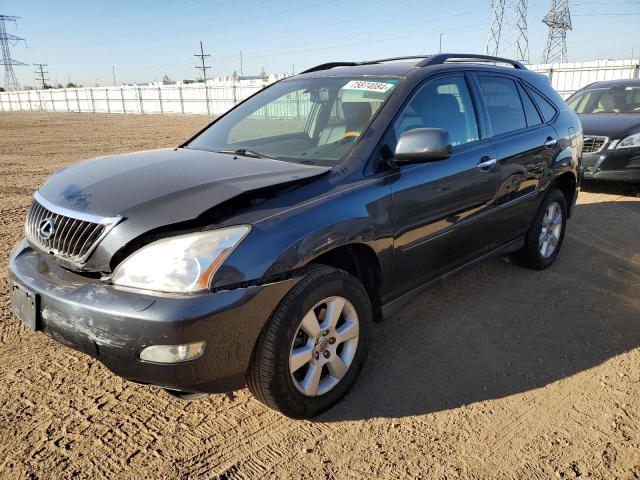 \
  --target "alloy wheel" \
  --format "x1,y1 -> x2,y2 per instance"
539,201 -> 563,259
289,296 -> 359,397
